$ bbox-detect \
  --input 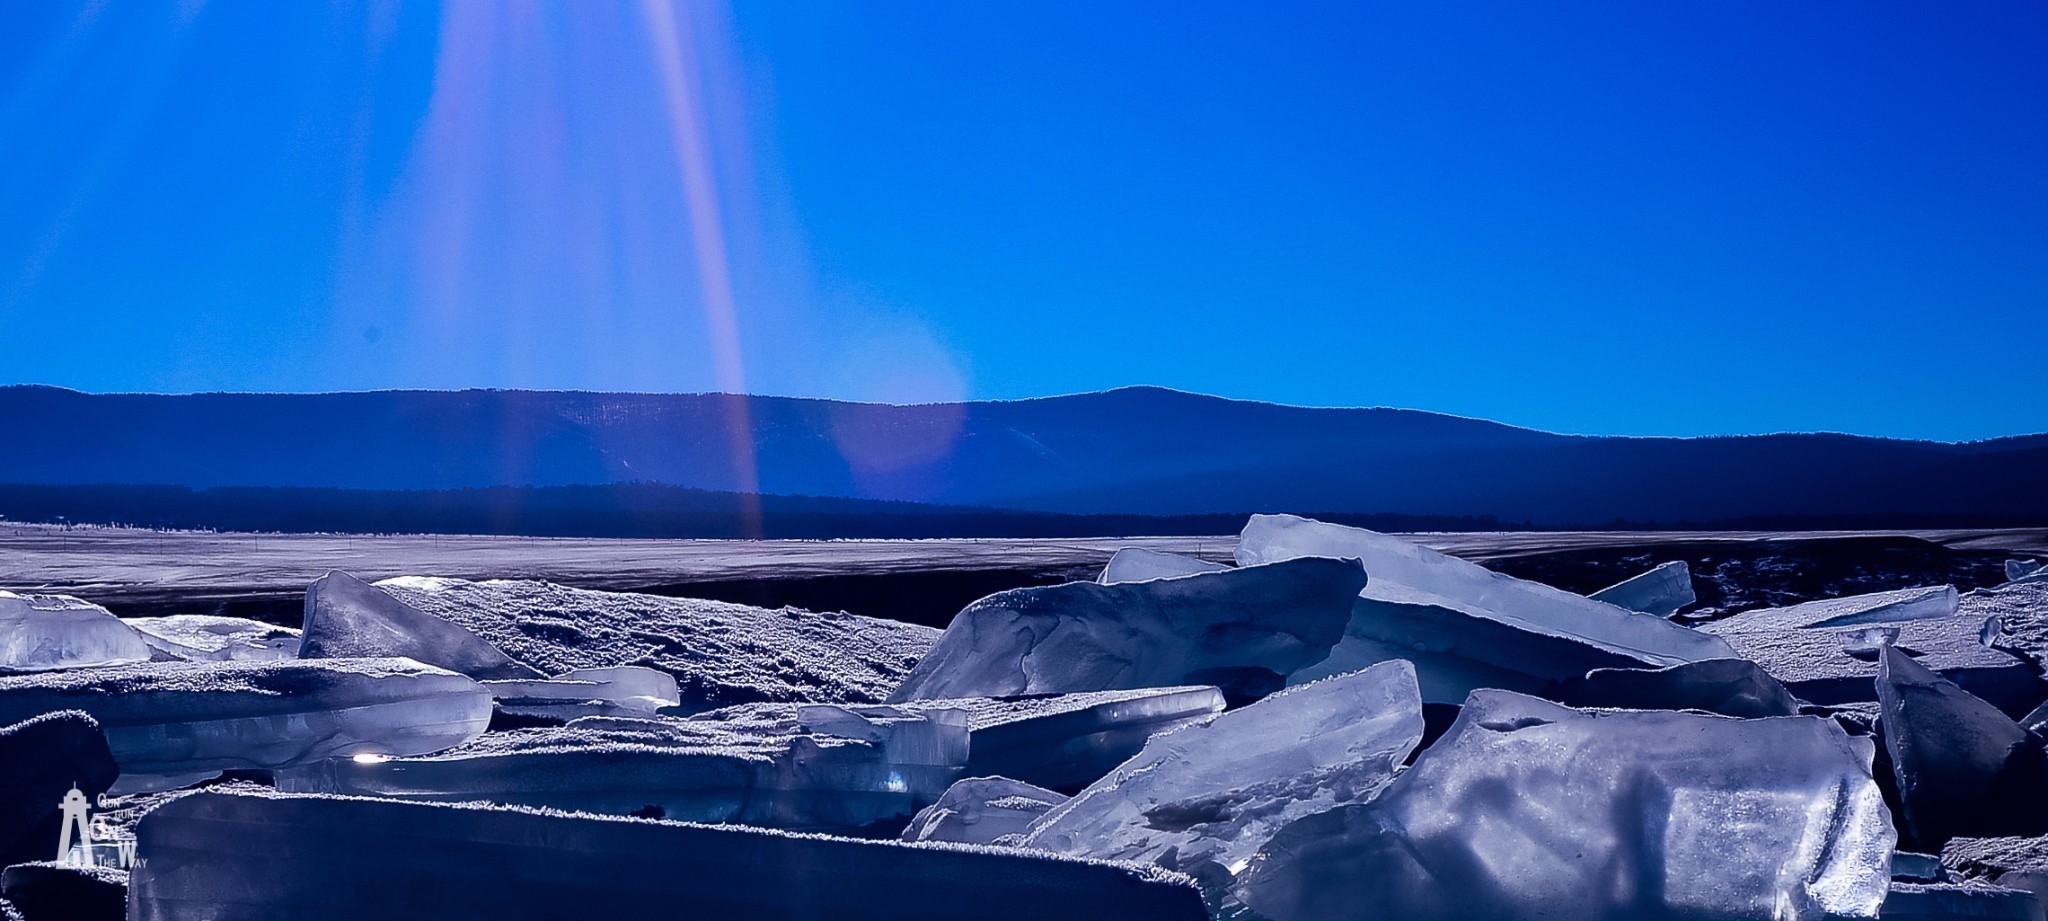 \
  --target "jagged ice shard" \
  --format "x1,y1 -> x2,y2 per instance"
1589,560 -> 1698,617
0,590 -> 152,672
127,789 -> 1209,921
898,686 -> 1225,792
1236,689 -> 1896,921
0,657 -> 492,792
279,702 -> 970,831
301,571 -> 542,679
903,776 -> 1068,846
1701,585 -> 2039,713
1022,660 -> 1423,909
1098,548 -> 1228,584
1877,646 -> 2048,847
1234,514 -> 1734,701
888,557 -> 1361,705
